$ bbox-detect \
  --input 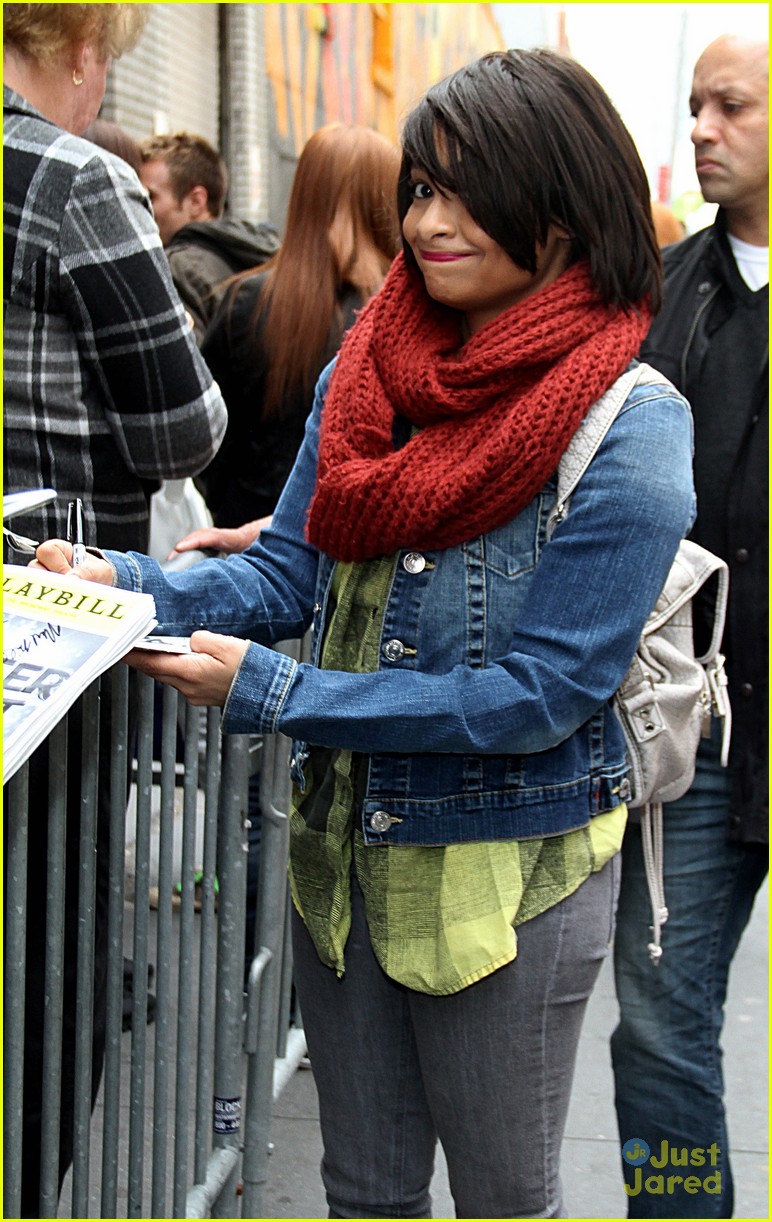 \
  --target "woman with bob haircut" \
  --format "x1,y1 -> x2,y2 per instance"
35,50 -> 694,1217
190,122 -> 401,538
